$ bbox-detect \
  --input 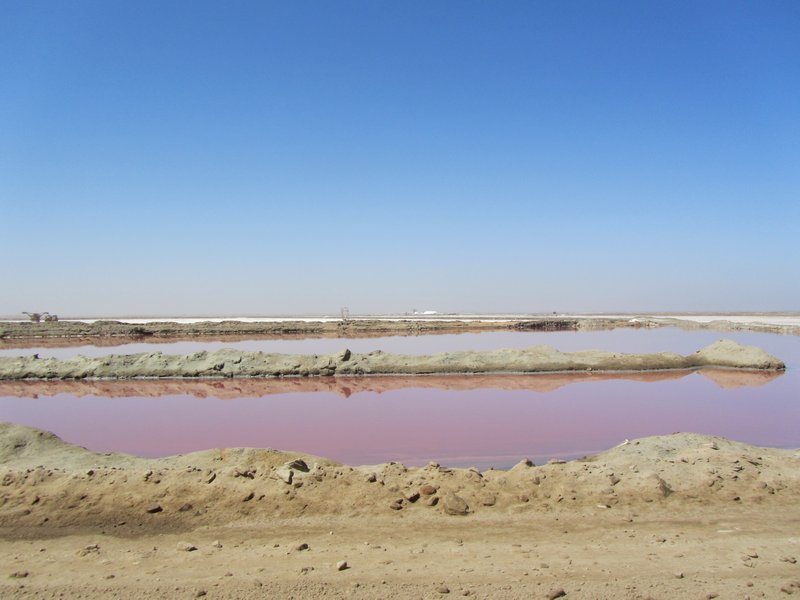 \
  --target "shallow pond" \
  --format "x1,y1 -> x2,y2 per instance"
0,328 -> 797,468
